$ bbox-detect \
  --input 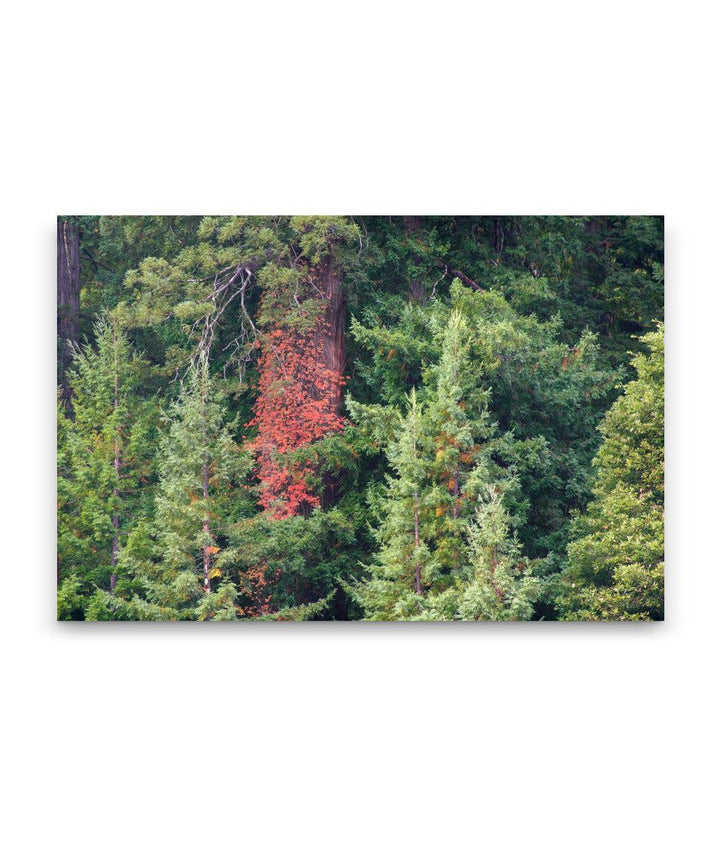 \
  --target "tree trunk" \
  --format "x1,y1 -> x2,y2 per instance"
110,319 -> 120,593
452,467 -> 460,520
57,218 -> 80,410
494,217 -> 505,254
316,255 -> 346,508
110,518 -> 118,594
450,268 -> 484,292
316,255 -> 346,414
252,252 -> 347,517
451,335 -> 461,521
411,399 -> 423,598
414,501 -> 423,597
202,466 -> 211,593
489,547 -> 504,602
200,370 -> 212,593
